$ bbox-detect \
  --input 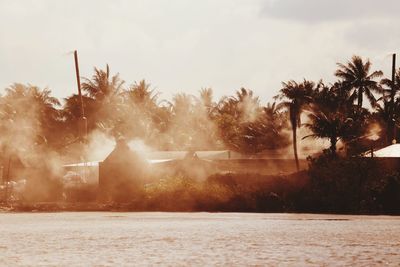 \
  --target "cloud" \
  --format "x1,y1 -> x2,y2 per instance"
262,0 -> 400,23
344,21 -> 400,52
0,0 -> 398,105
